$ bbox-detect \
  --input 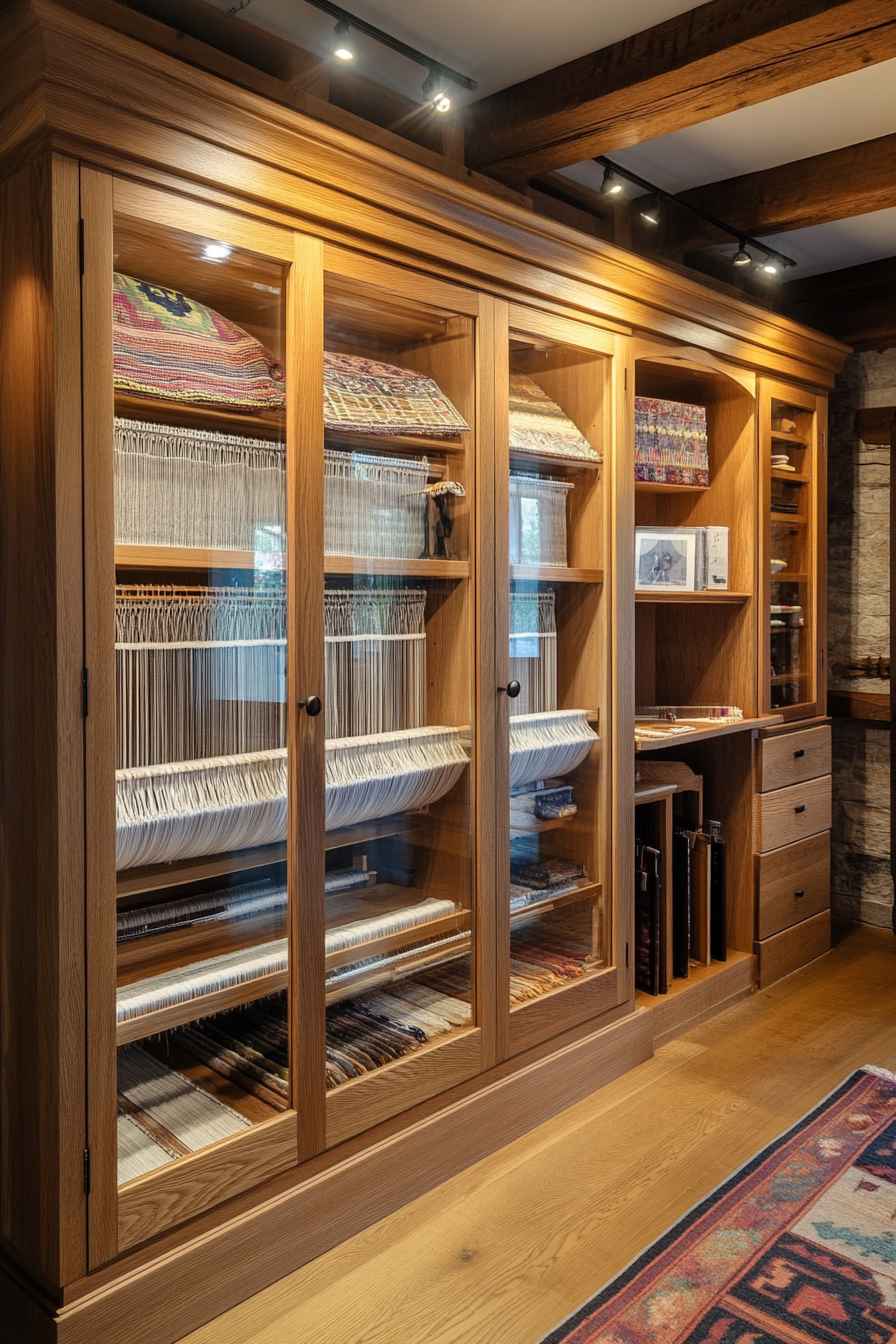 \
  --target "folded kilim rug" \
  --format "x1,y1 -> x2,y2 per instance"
542,1065 -> 896,1344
